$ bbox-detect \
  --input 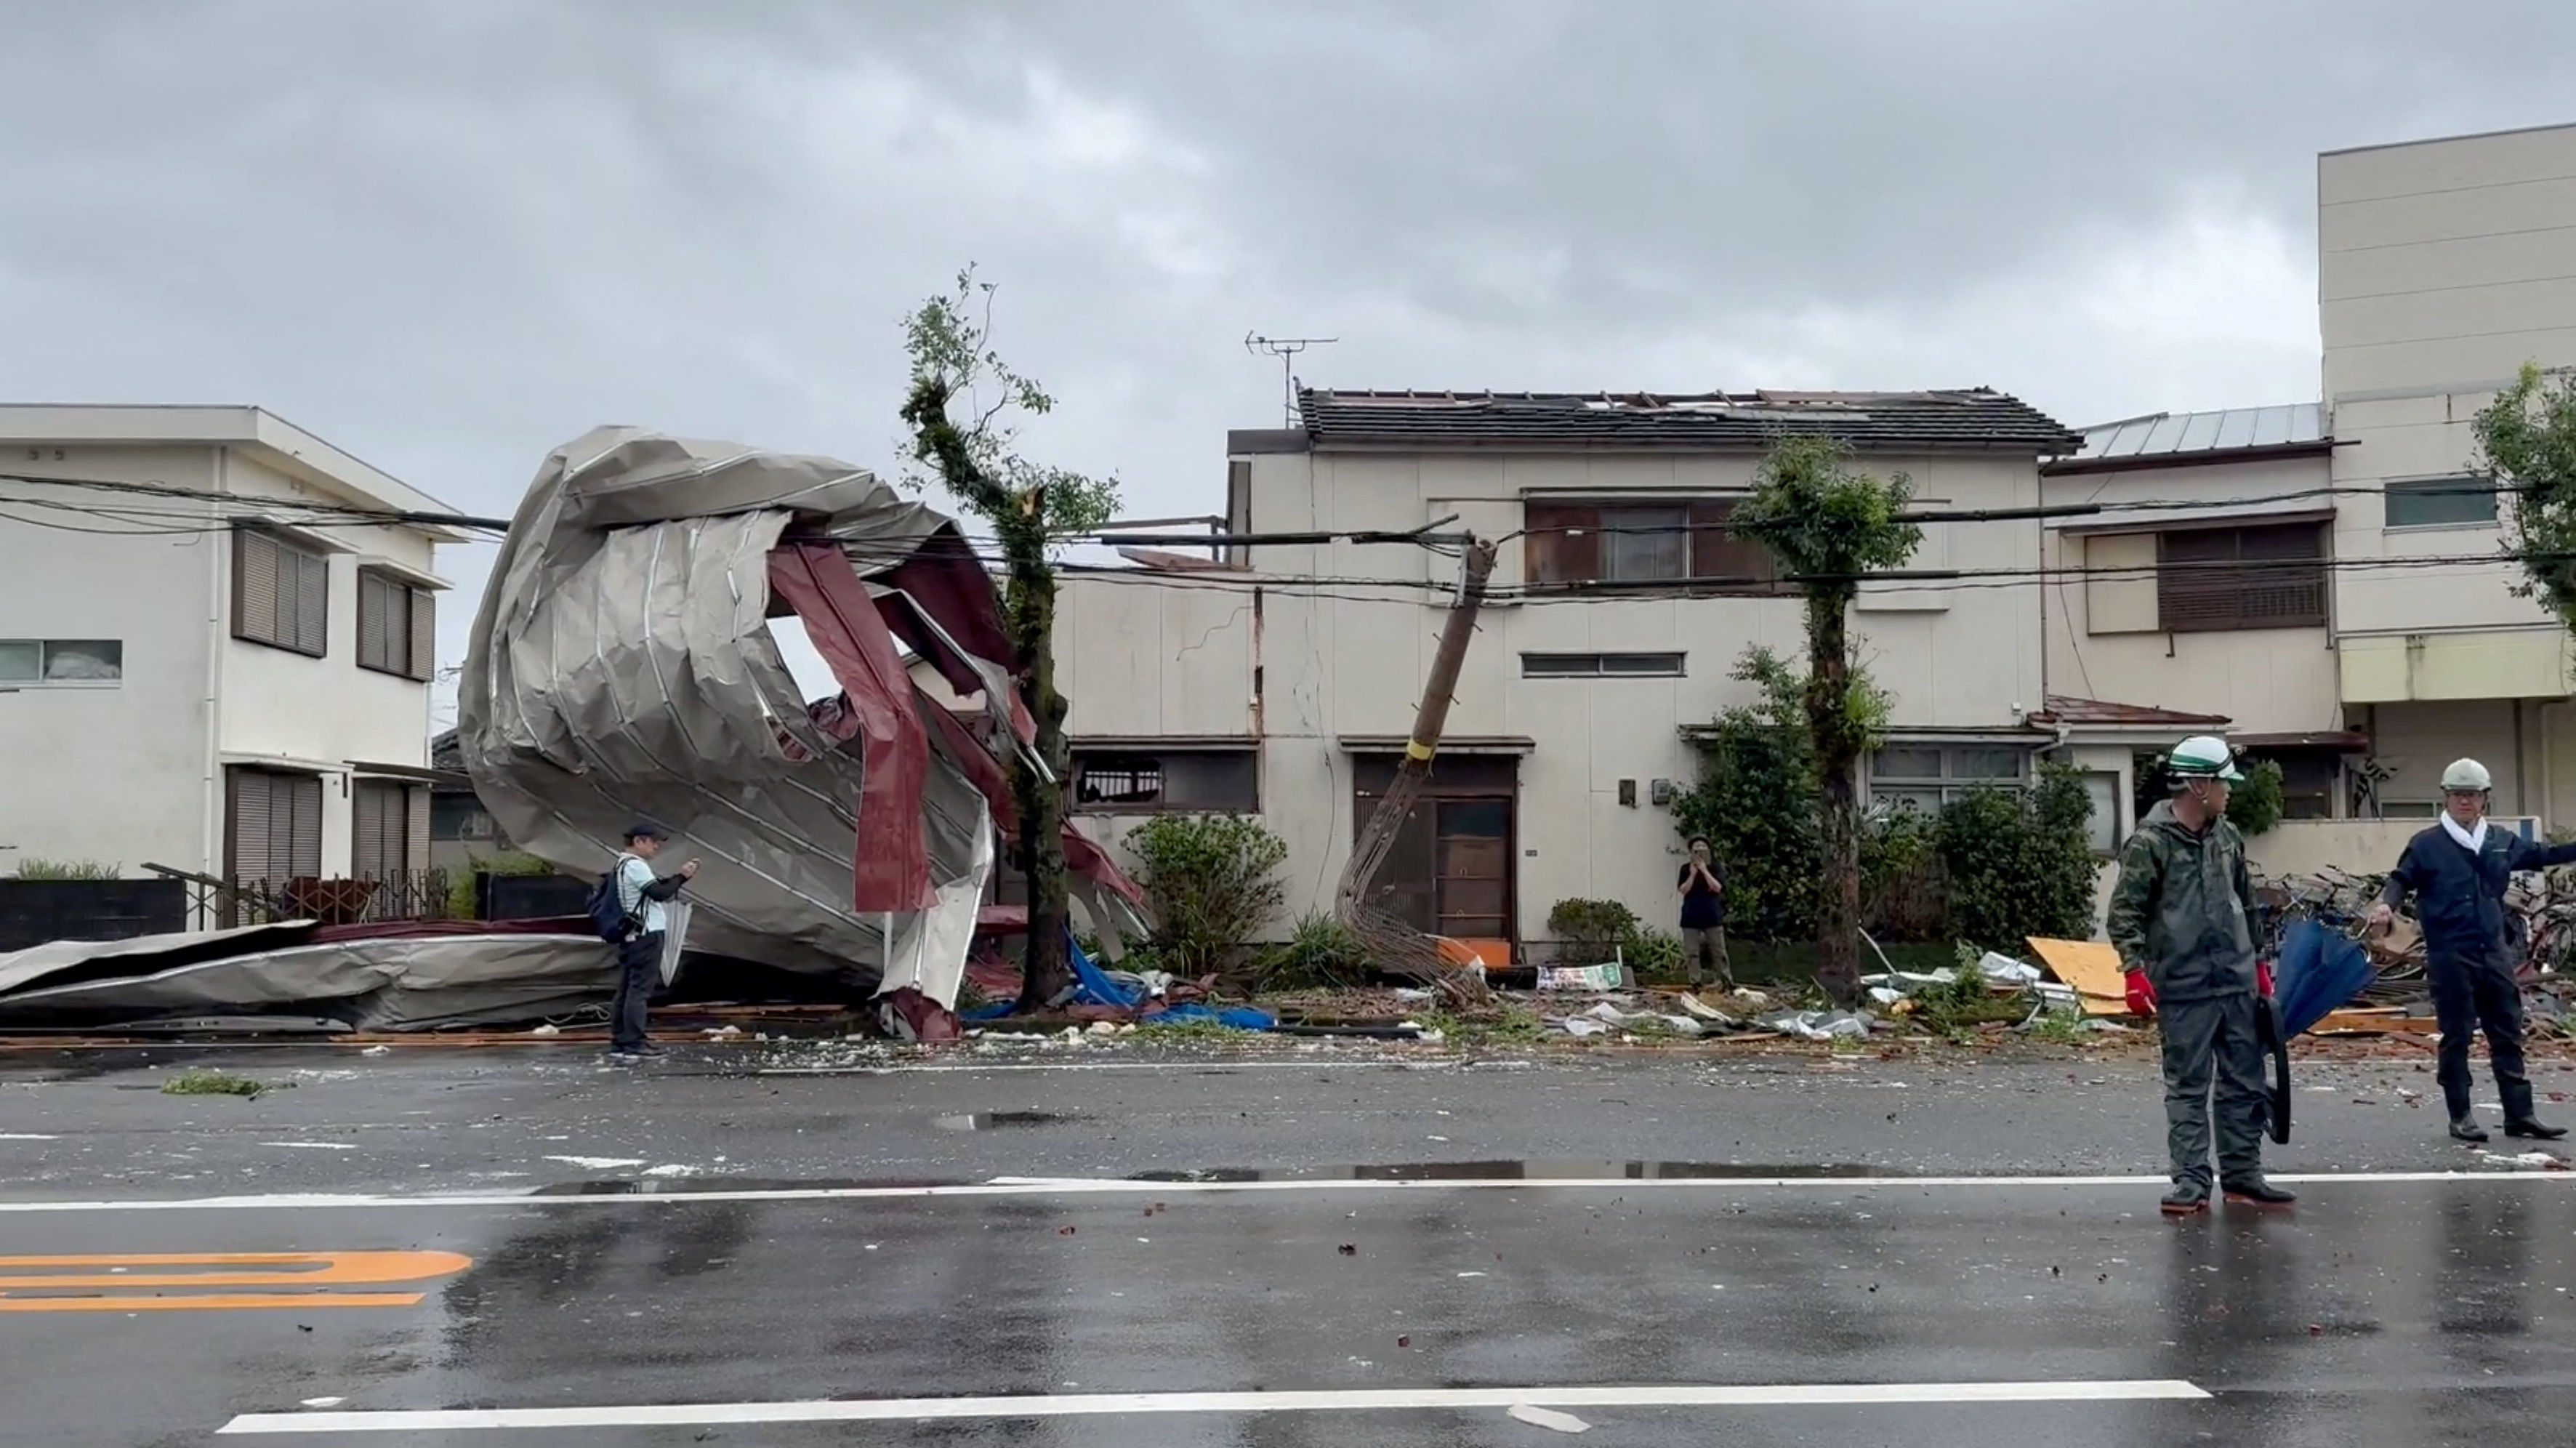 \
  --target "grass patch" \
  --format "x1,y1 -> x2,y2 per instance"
161,1071 -> 271,1098
1417,1002 -> 1551,1046
1127,1018 -> 1245,1043
9,858 -> 121,881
